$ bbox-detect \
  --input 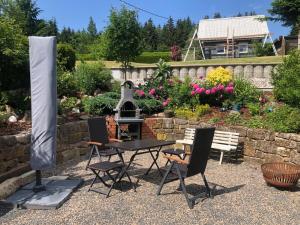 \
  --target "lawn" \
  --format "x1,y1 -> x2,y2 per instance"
79,56 -> 284,68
